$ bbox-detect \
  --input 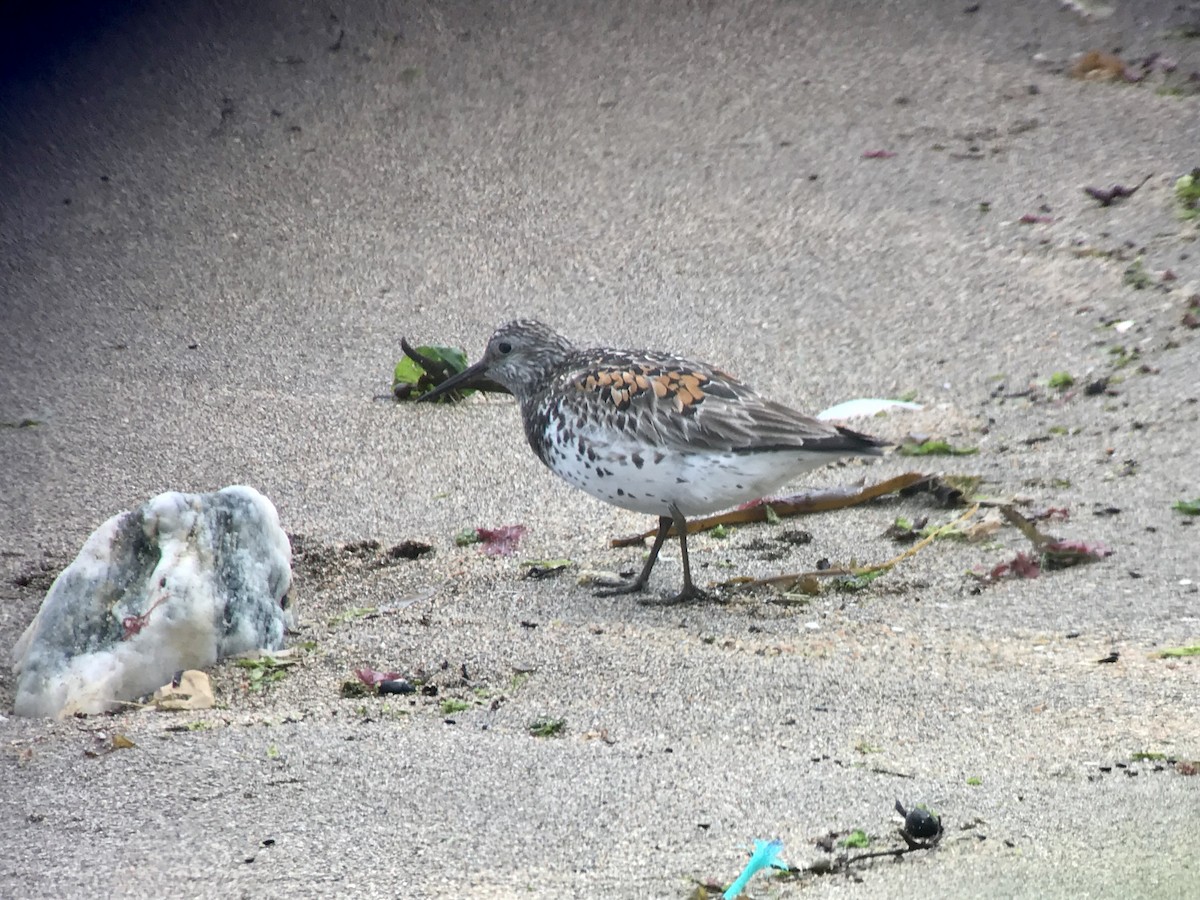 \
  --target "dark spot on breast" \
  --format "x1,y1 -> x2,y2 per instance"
587,447 -> 597,461
617,488 -> 625,496
653,452 -> 666,464
676,477 -> 688,484
631,452 -> 644,469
